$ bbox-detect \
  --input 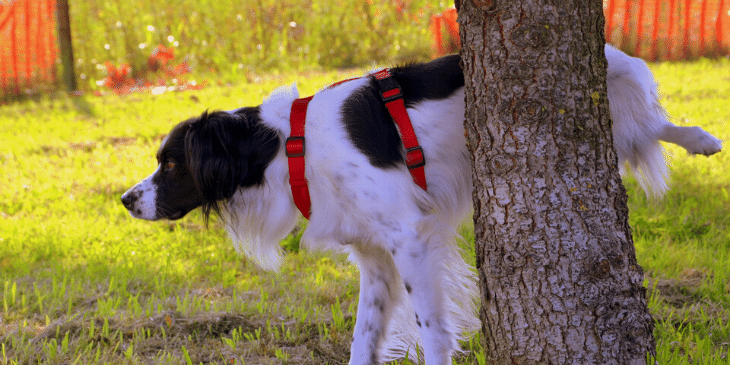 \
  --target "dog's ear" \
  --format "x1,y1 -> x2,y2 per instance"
184,109 -> 279,220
